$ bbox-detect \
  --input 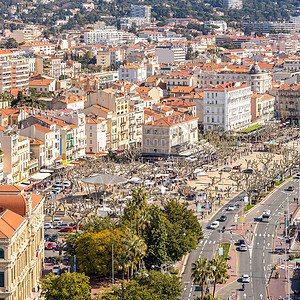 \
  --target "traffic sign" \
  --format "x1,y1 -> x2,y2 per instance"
241,216 -> 245,223
244,196 -> 249,203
